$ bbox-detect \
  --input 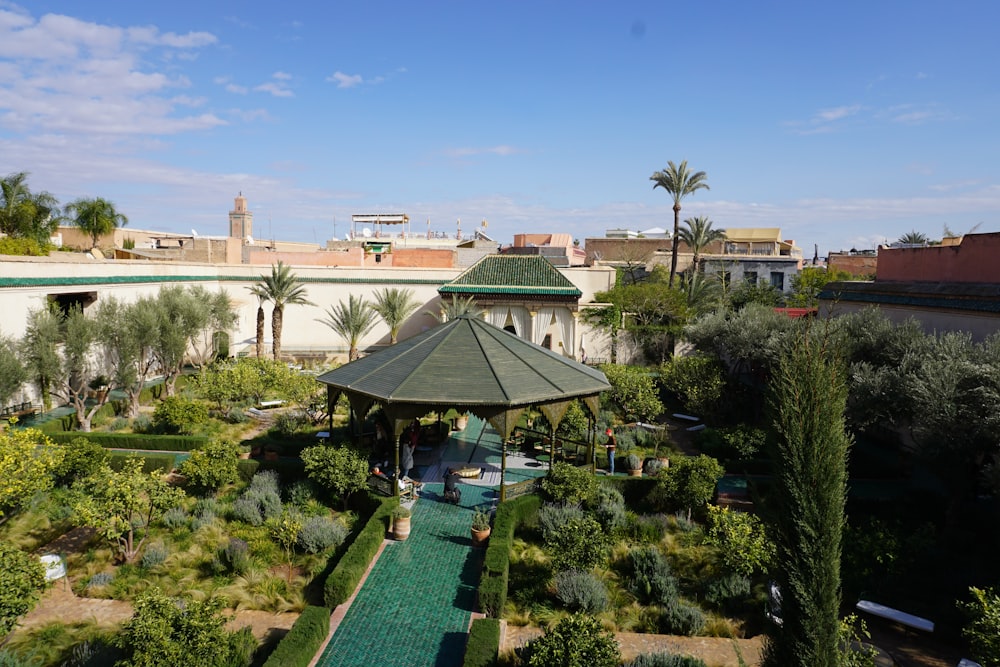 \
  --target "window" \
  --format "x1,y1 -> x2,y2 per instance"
744,271 -> 758,284
770,272 -> 785,291
542,334 -> 552,350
